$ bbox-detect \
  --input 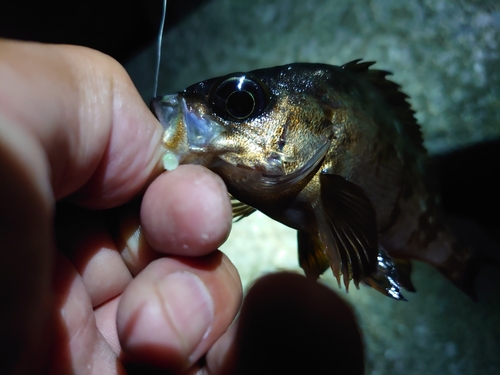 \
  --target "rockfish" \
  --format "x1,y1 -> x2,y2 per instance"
150,60 -> 478,300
